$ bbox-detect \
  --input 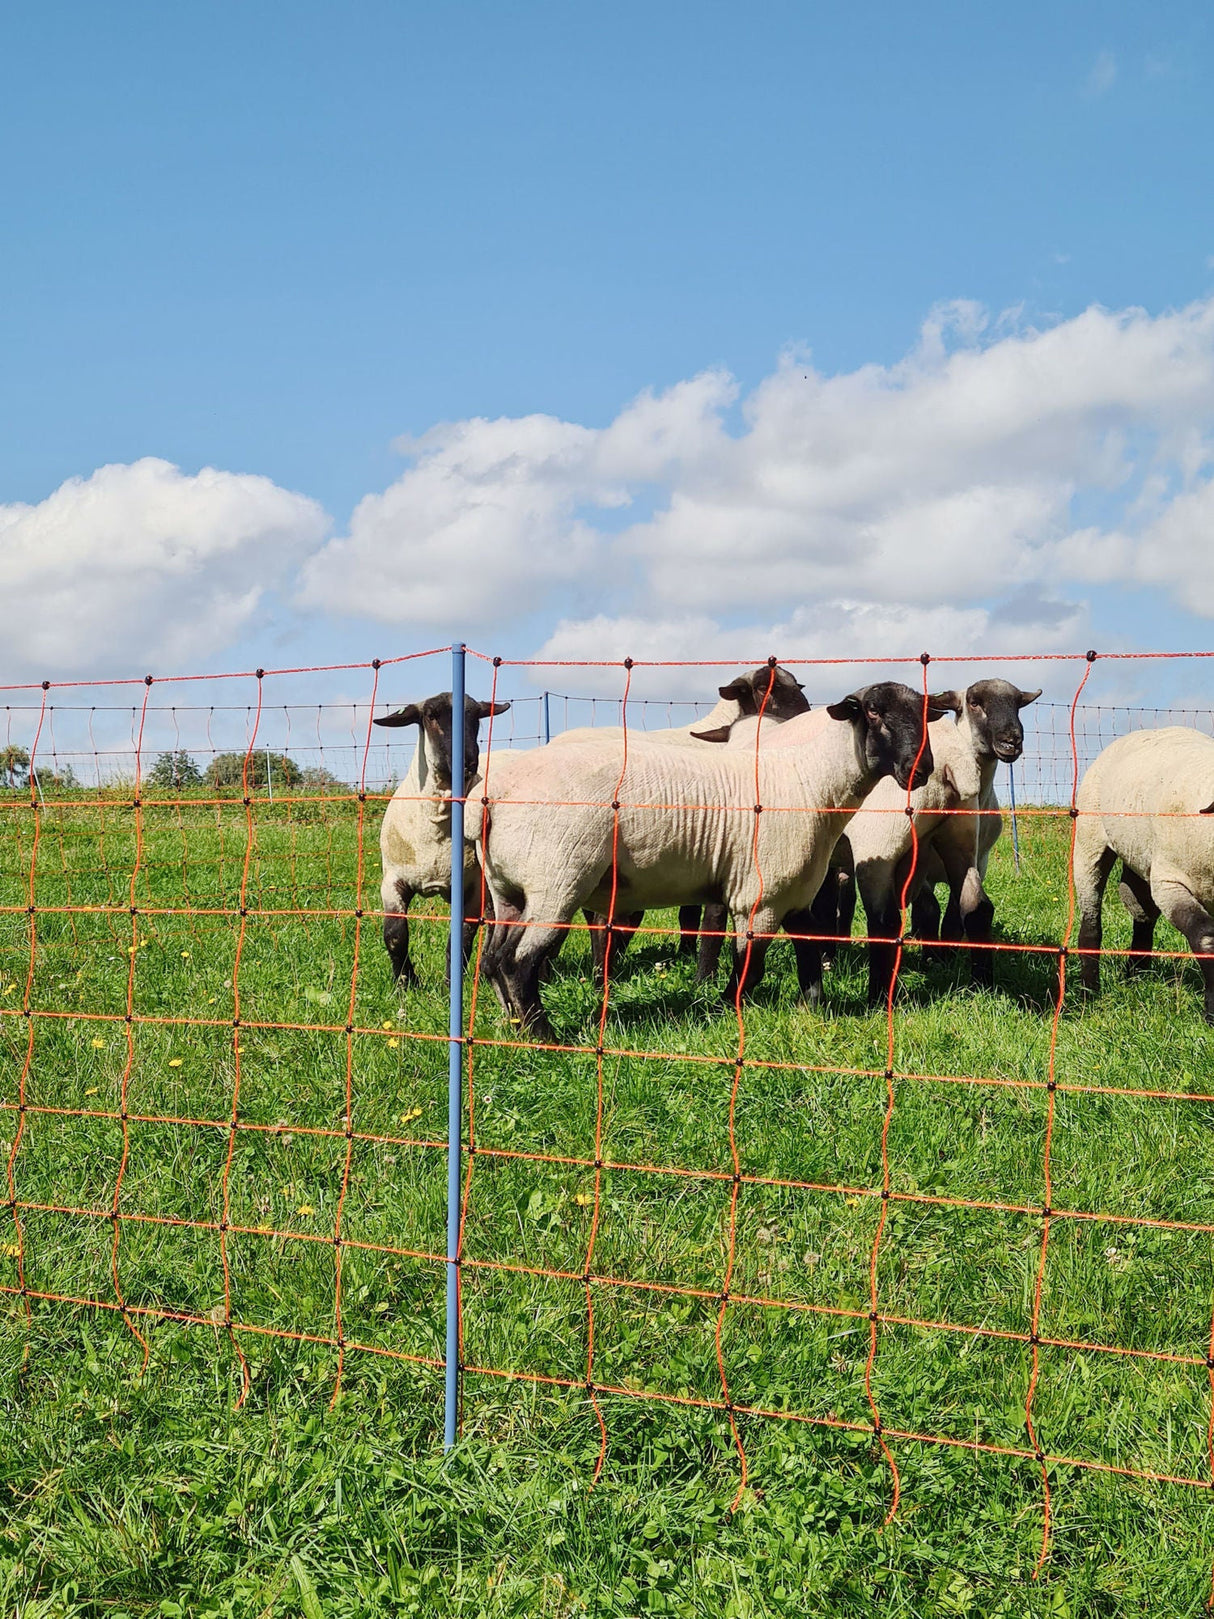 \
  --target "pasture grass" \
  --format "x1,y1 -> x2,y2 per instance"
2,794 -> 1214,1614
